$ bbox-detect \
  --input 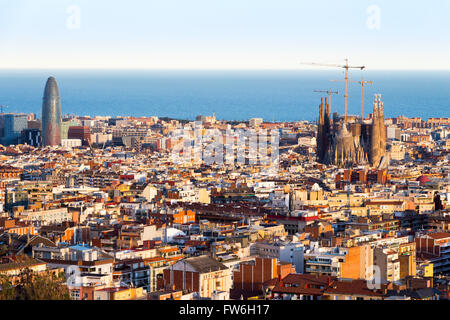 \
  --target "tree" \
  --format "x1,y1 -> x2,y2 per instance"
18,268 -> 71,300
0,268 -> 71,300
0,244 -> 8,257
0,274 -> 15,300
